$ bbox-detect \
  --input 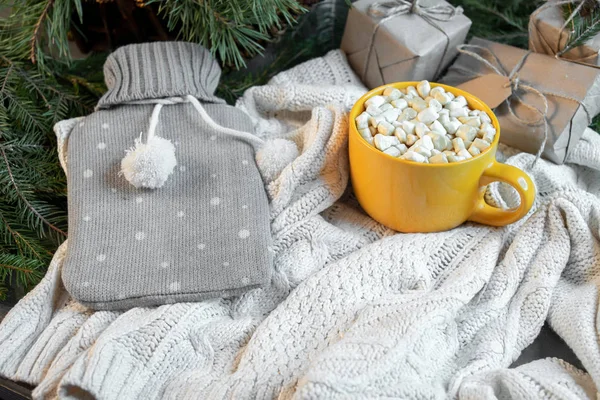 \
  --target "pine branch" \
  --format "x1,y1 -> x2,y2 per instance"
217,0 -> 350,104
150,0 -> 307,69
559,2 -> 600,56
0,50 -> 105,300
0,146 -> 67,237
30,0 -> 55,63
474,3 -> 527,31
0,254 -> 46,288
453,0 -> 544,48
